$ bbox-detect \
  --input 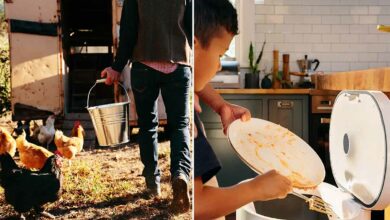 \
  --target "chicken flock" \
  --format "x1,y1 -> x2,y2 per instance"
0,116 -> 85,219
